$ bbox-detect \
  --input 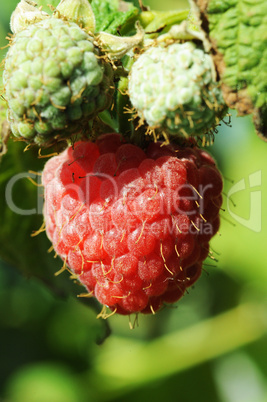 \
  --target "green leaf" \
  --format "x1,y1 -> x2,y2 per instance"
0,140 -> 59,278
196,0 -> 267,138
91,0 -> 138,34
0,140 -> 78,292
